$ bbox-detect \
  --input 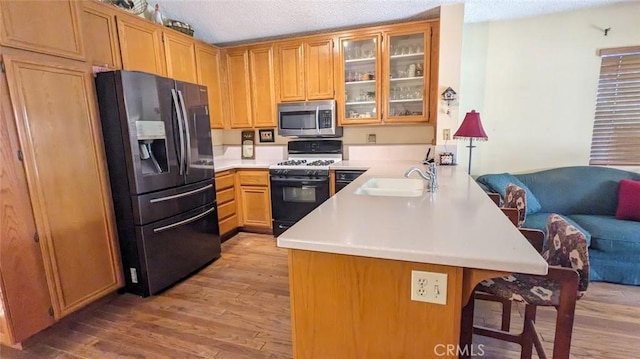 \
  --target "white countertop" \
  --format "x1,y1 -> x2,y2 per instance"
277,161 -> 548,275
214,159 -> 275,172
